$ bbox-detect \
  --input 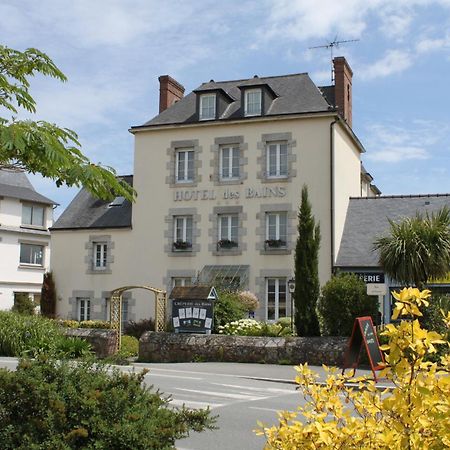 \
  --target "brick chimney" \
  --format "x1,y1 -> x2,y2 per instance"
158,75 -> 185,113
333,57 -> 353,128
